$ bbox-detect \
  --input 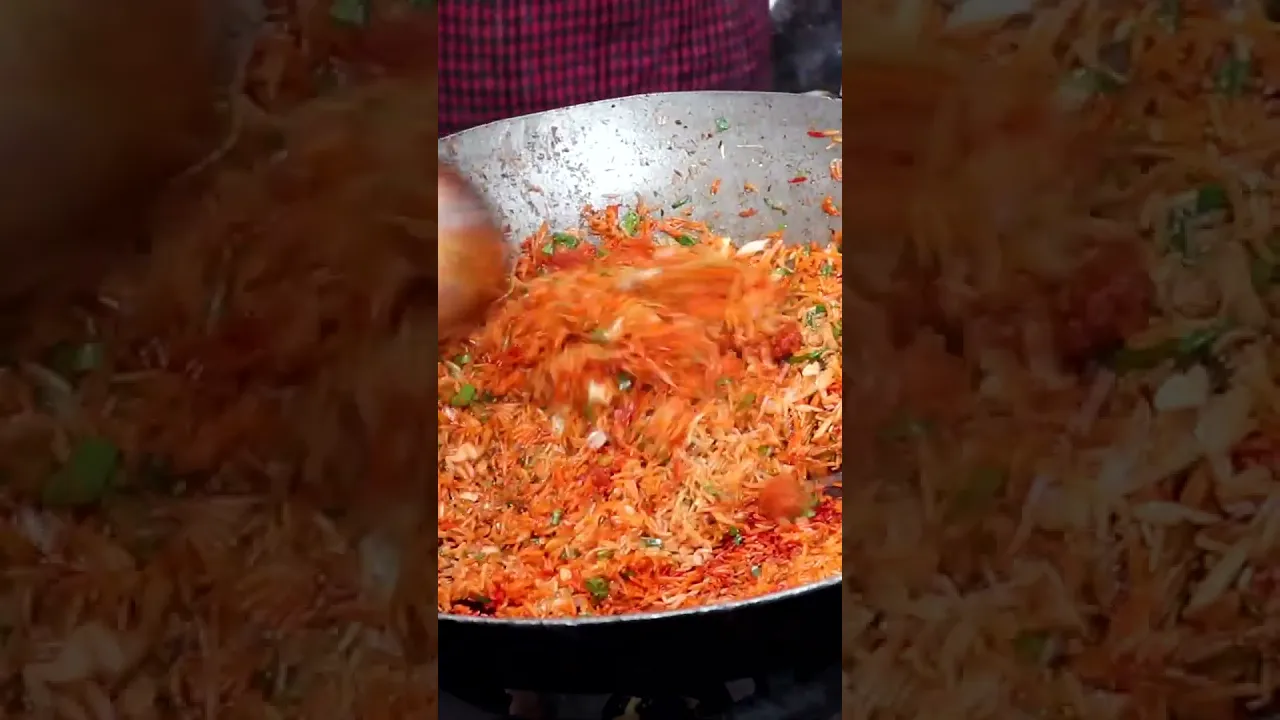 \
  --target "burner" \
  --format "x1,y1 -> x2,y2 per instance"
599,682 -> 732,720
440,664 -> 842,720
